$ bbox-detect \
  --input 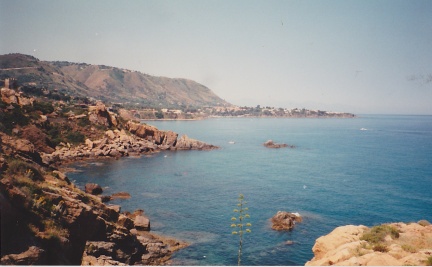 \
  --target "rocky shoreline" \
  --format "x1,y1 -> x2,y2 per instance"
0,124 -> 205,265
0,95 -> 218,264
41,121 -> 218,167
